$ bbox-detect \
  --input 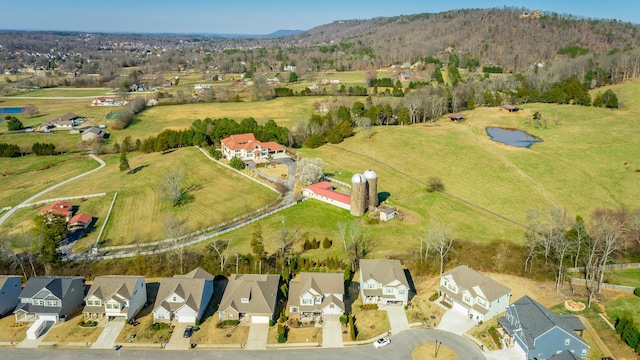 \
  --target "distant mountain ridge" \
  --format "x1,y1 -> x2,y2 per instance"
207,29 -> 303,39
